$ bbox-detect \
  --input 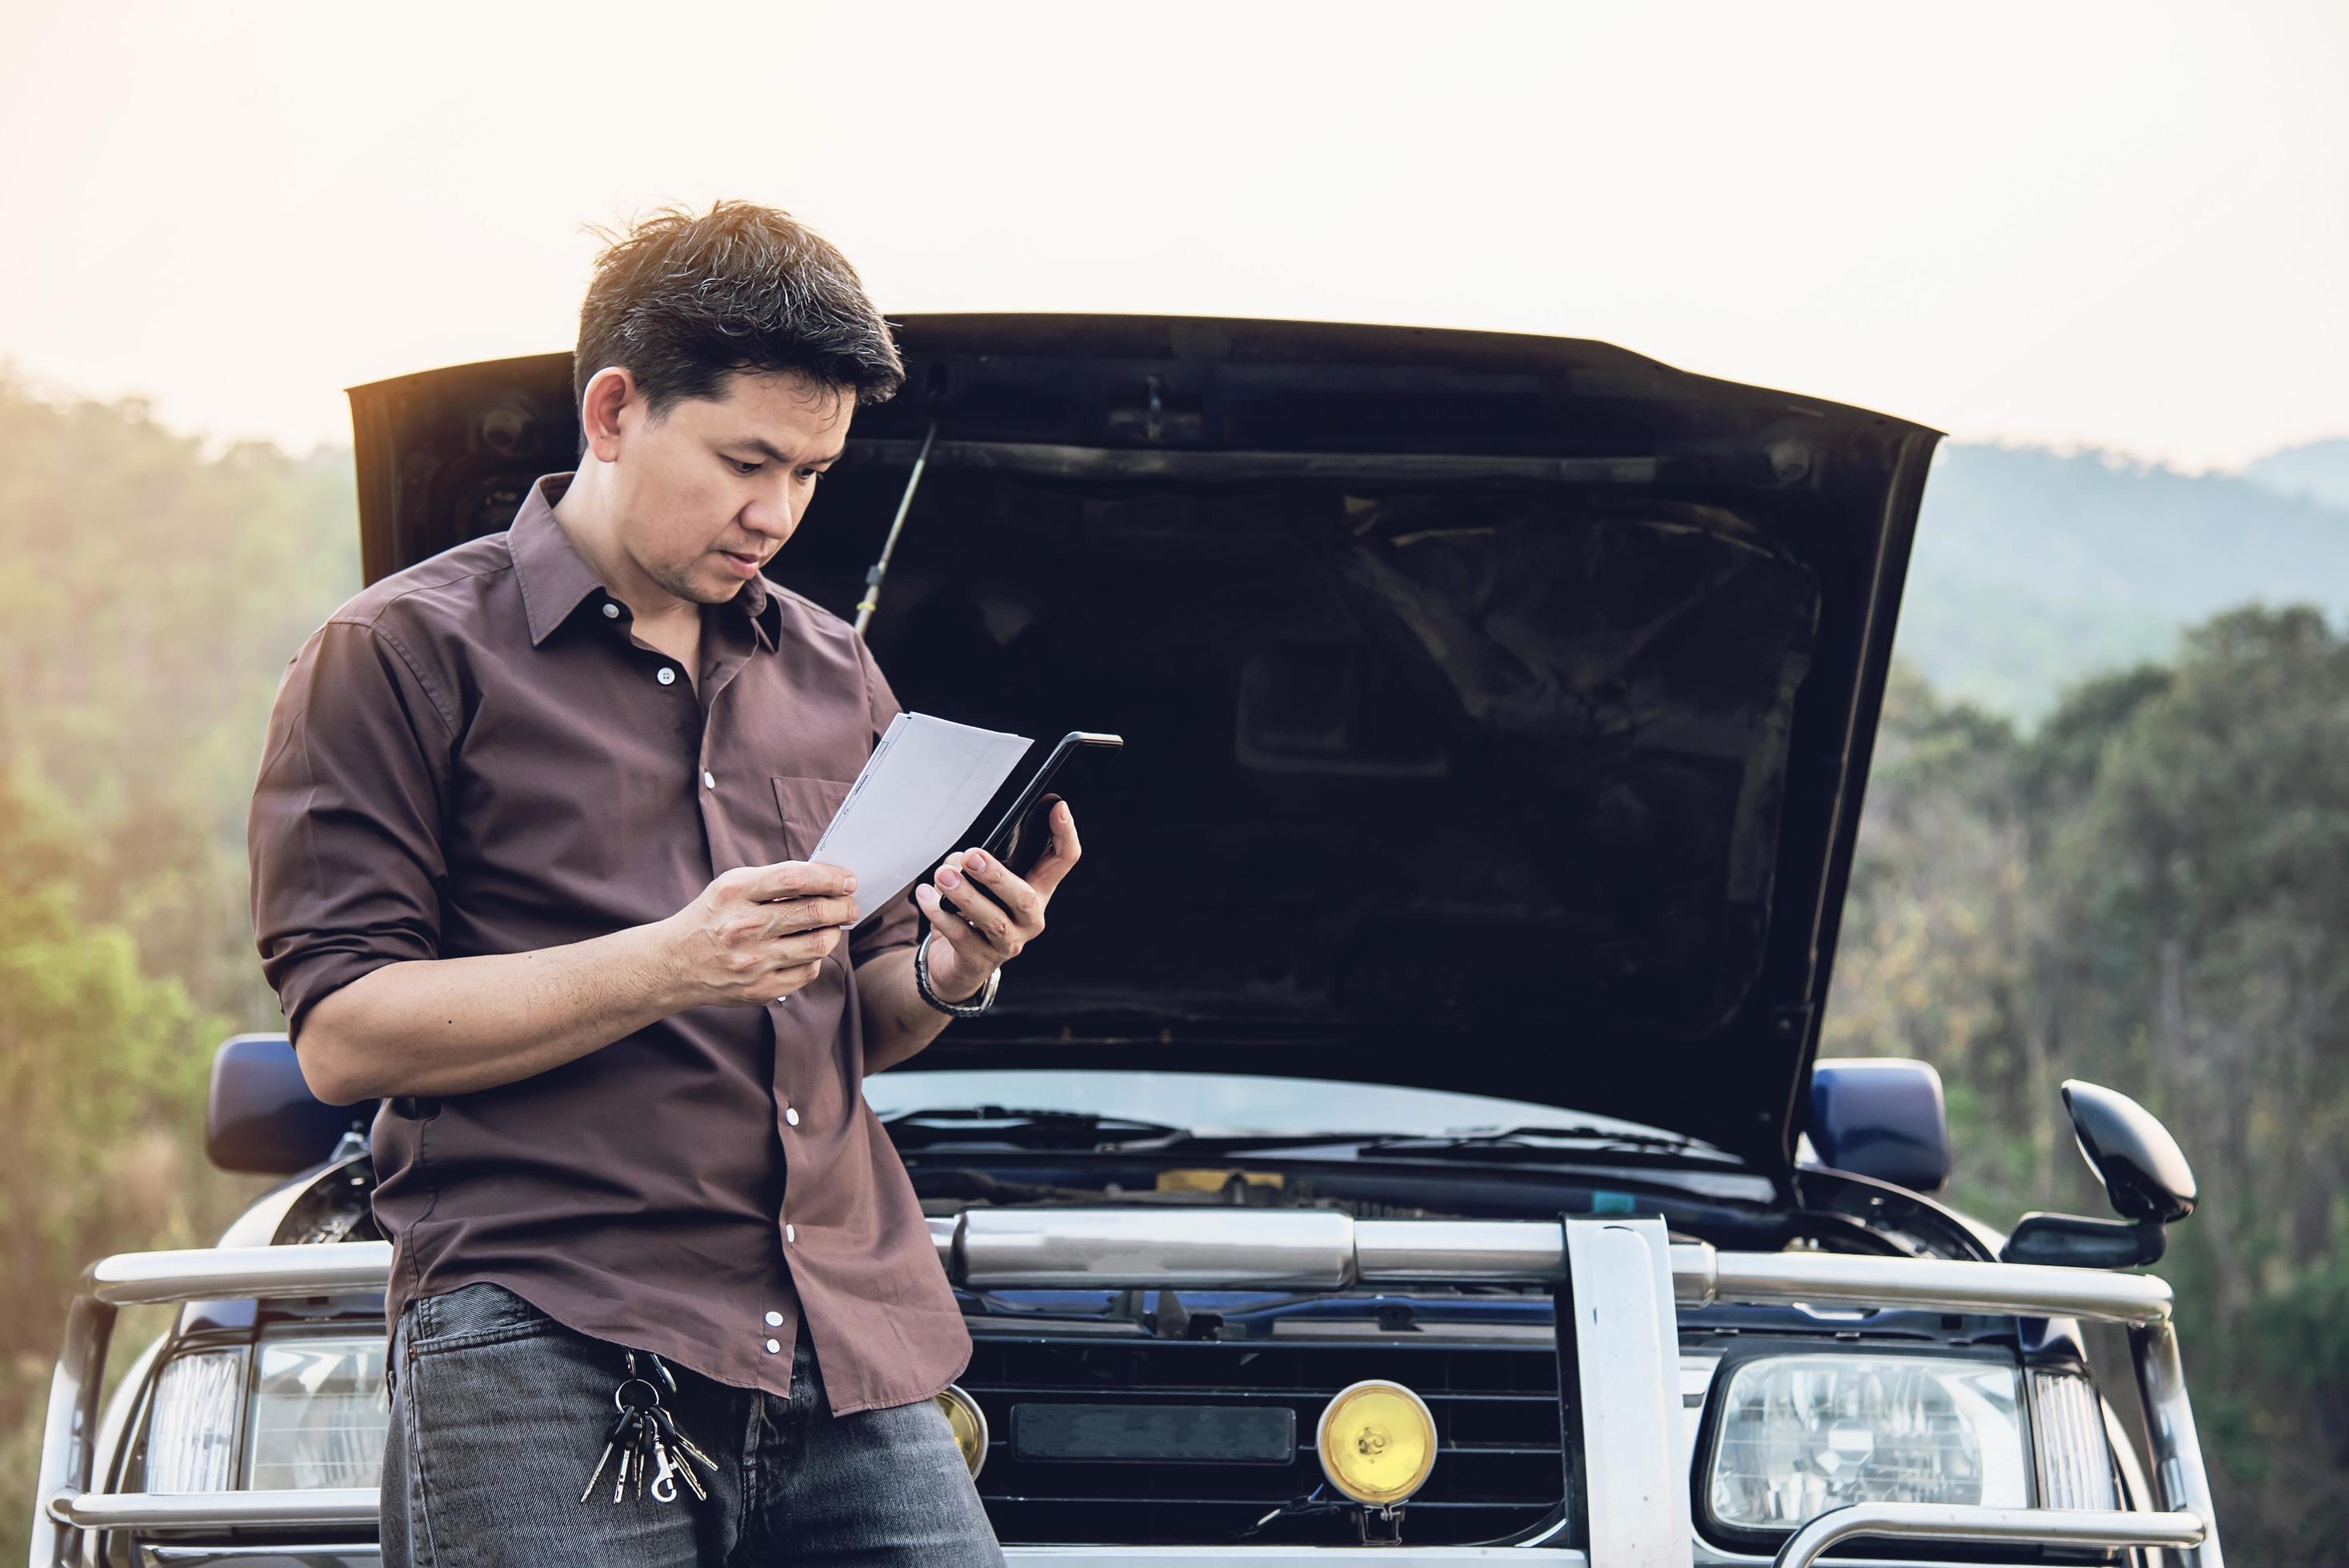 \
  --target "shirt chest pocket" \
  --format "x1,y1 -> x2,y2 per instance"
770,775 -> 854,865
